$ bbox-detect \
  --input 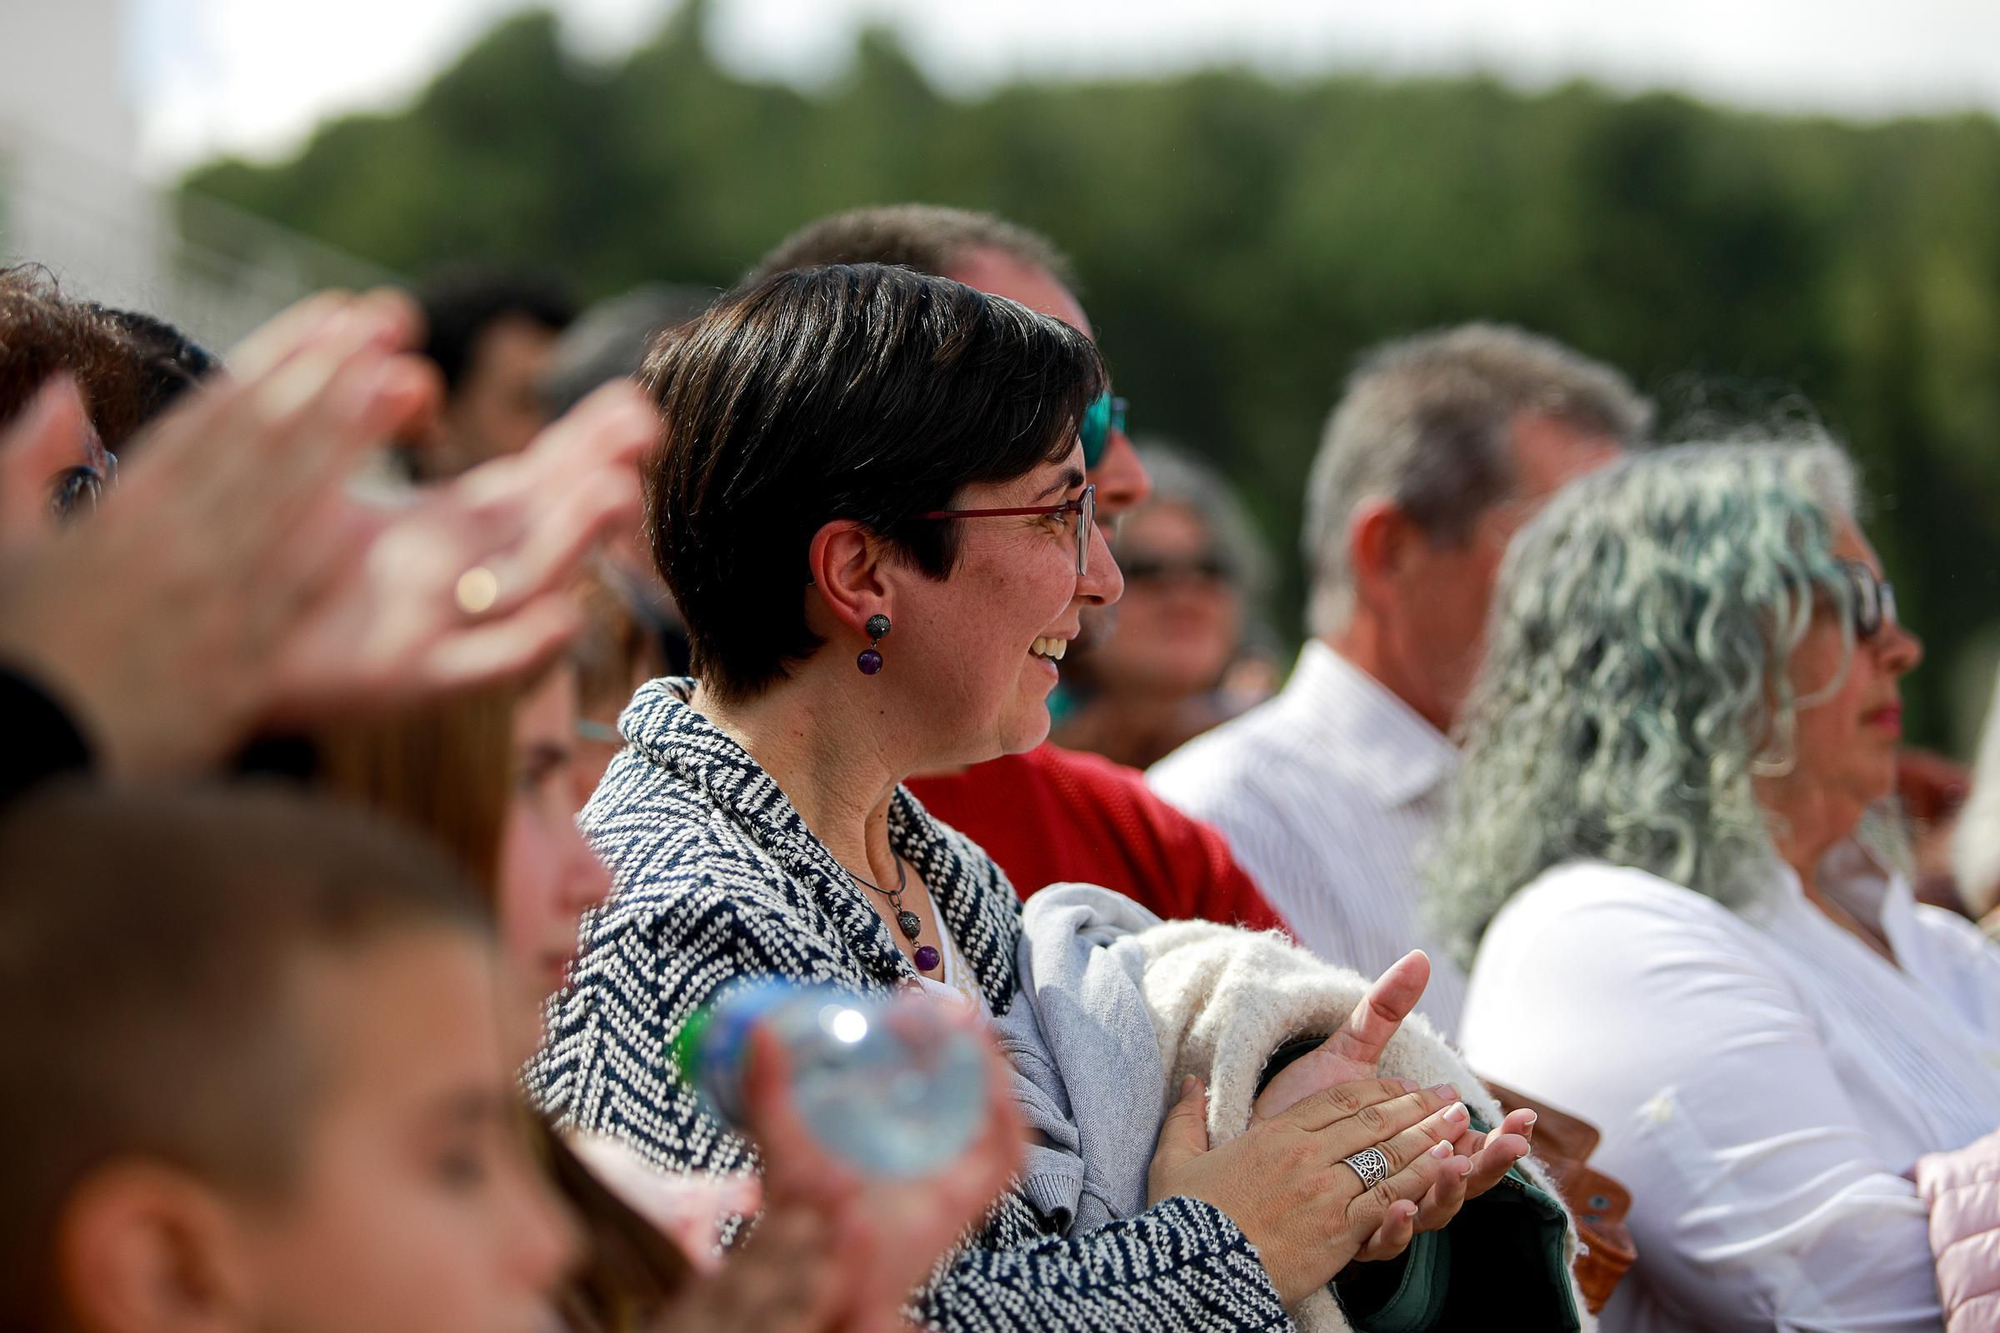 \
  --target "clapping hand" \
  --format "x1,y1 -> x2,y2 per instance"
0,290 -> 654,777
1249,950 -> 1536,1261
